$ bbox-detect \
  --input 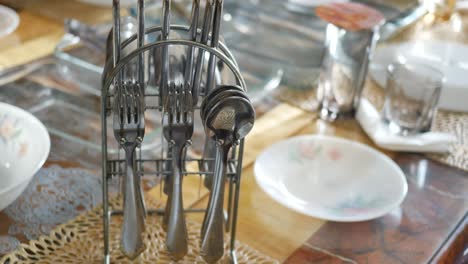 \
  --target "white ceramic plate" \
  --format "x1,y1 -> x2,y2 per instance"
0,103 -> 50,211
370,41 -> 468,112
254,135 -> 407,222
0,5 -> 19,38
